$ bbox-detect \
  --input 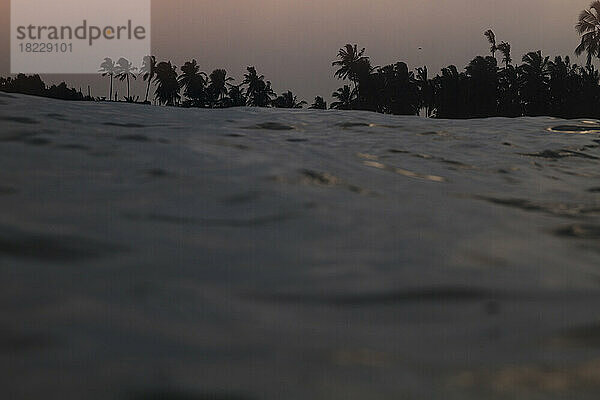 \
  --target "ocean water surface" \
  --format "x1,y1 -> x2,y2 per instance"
1,93 -> 600,399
